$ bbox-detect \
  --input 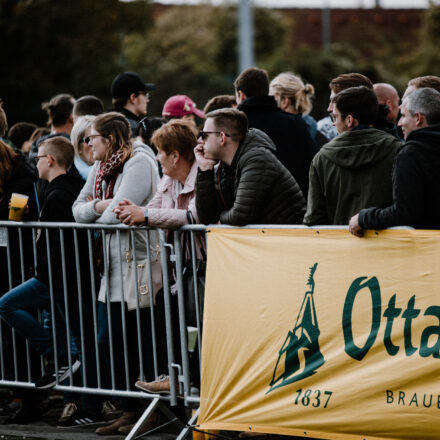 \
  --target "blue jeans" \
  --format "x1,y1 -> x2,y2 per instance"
0,278 -> 62,358
0,277 -> 101,413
